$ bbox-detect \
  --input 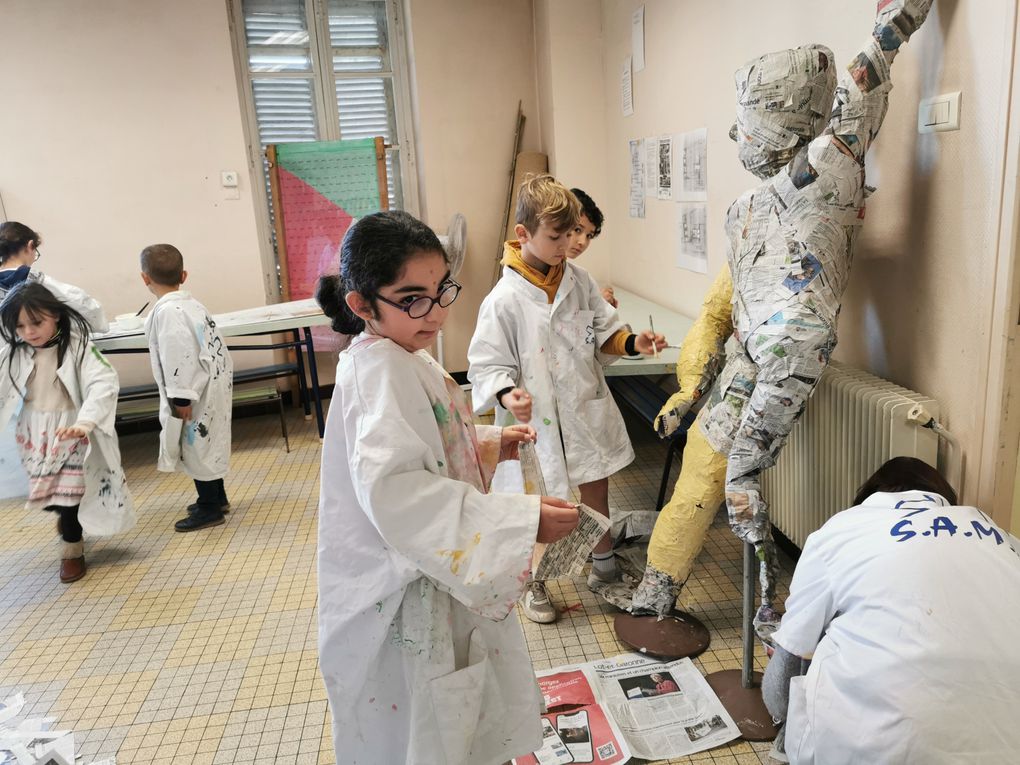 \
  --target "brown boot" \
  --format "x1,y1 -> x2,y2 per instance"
60,540 -> 86,583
